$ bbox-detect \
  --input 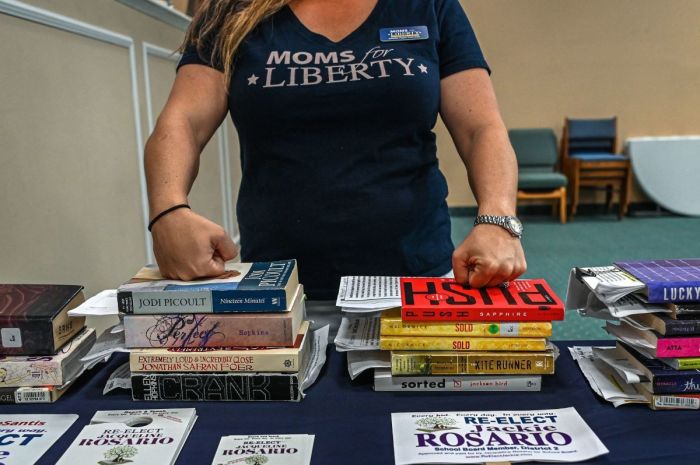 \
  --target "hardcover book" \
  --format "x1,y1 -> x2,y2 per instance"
0,327 -> 95,387
124,284 -> 304,348
380,308 -> 552,337
131,371 -> 304,402
627,312 -> 700,336
615,258 -> 700,303
0,414 -> 78,465
118,260 -> 298,314
56,409 -> 196,465
129,321 -> 310,373
0,284 -> 85,355
618,342 -> 700,394
0,385 -> 69,404
379,335 -> 547,352
391,349 -> 557,376
607,320 -> 700,358
374,369 -> 541,392
400,278 -> 564,322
